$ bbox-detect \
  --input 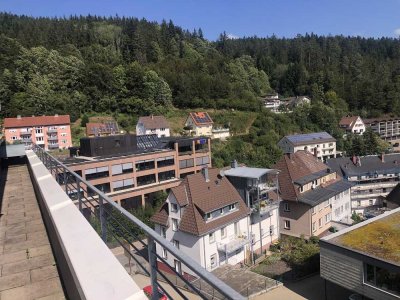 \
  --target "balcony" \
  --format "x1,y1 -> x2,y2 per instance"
217,234 -> 250,254
20,129 -> 32,135
251,199 -> 279,216
47,128 -> 58,133
48,143 -> 59,149
258,182 -> 278,193
48,135 -> 59,141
